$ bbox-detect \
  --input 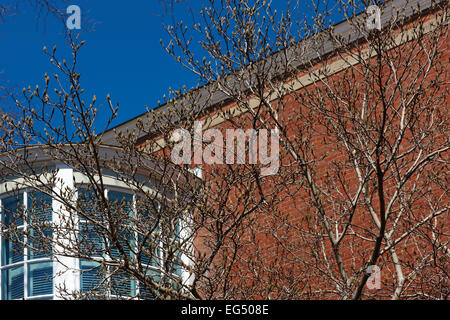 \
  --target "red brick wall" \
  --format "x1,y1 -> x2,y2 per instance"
141,8 -> 449,299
